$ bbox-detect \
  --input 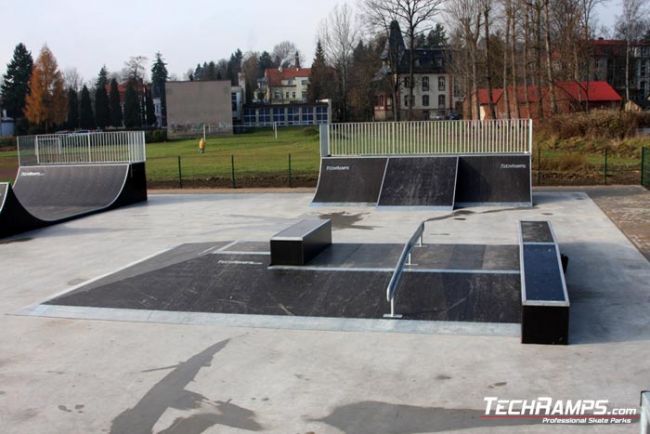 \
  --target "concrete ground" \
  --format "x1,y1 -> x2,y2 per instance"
0,187 -> 648,434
